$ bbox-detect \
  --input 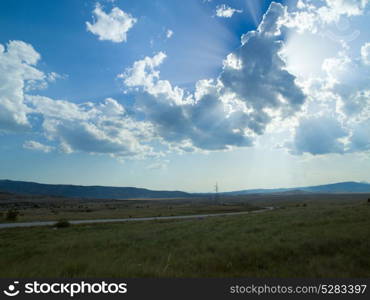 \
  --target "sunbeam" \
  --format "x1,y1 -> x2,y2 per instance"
245,0 -> 263,26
